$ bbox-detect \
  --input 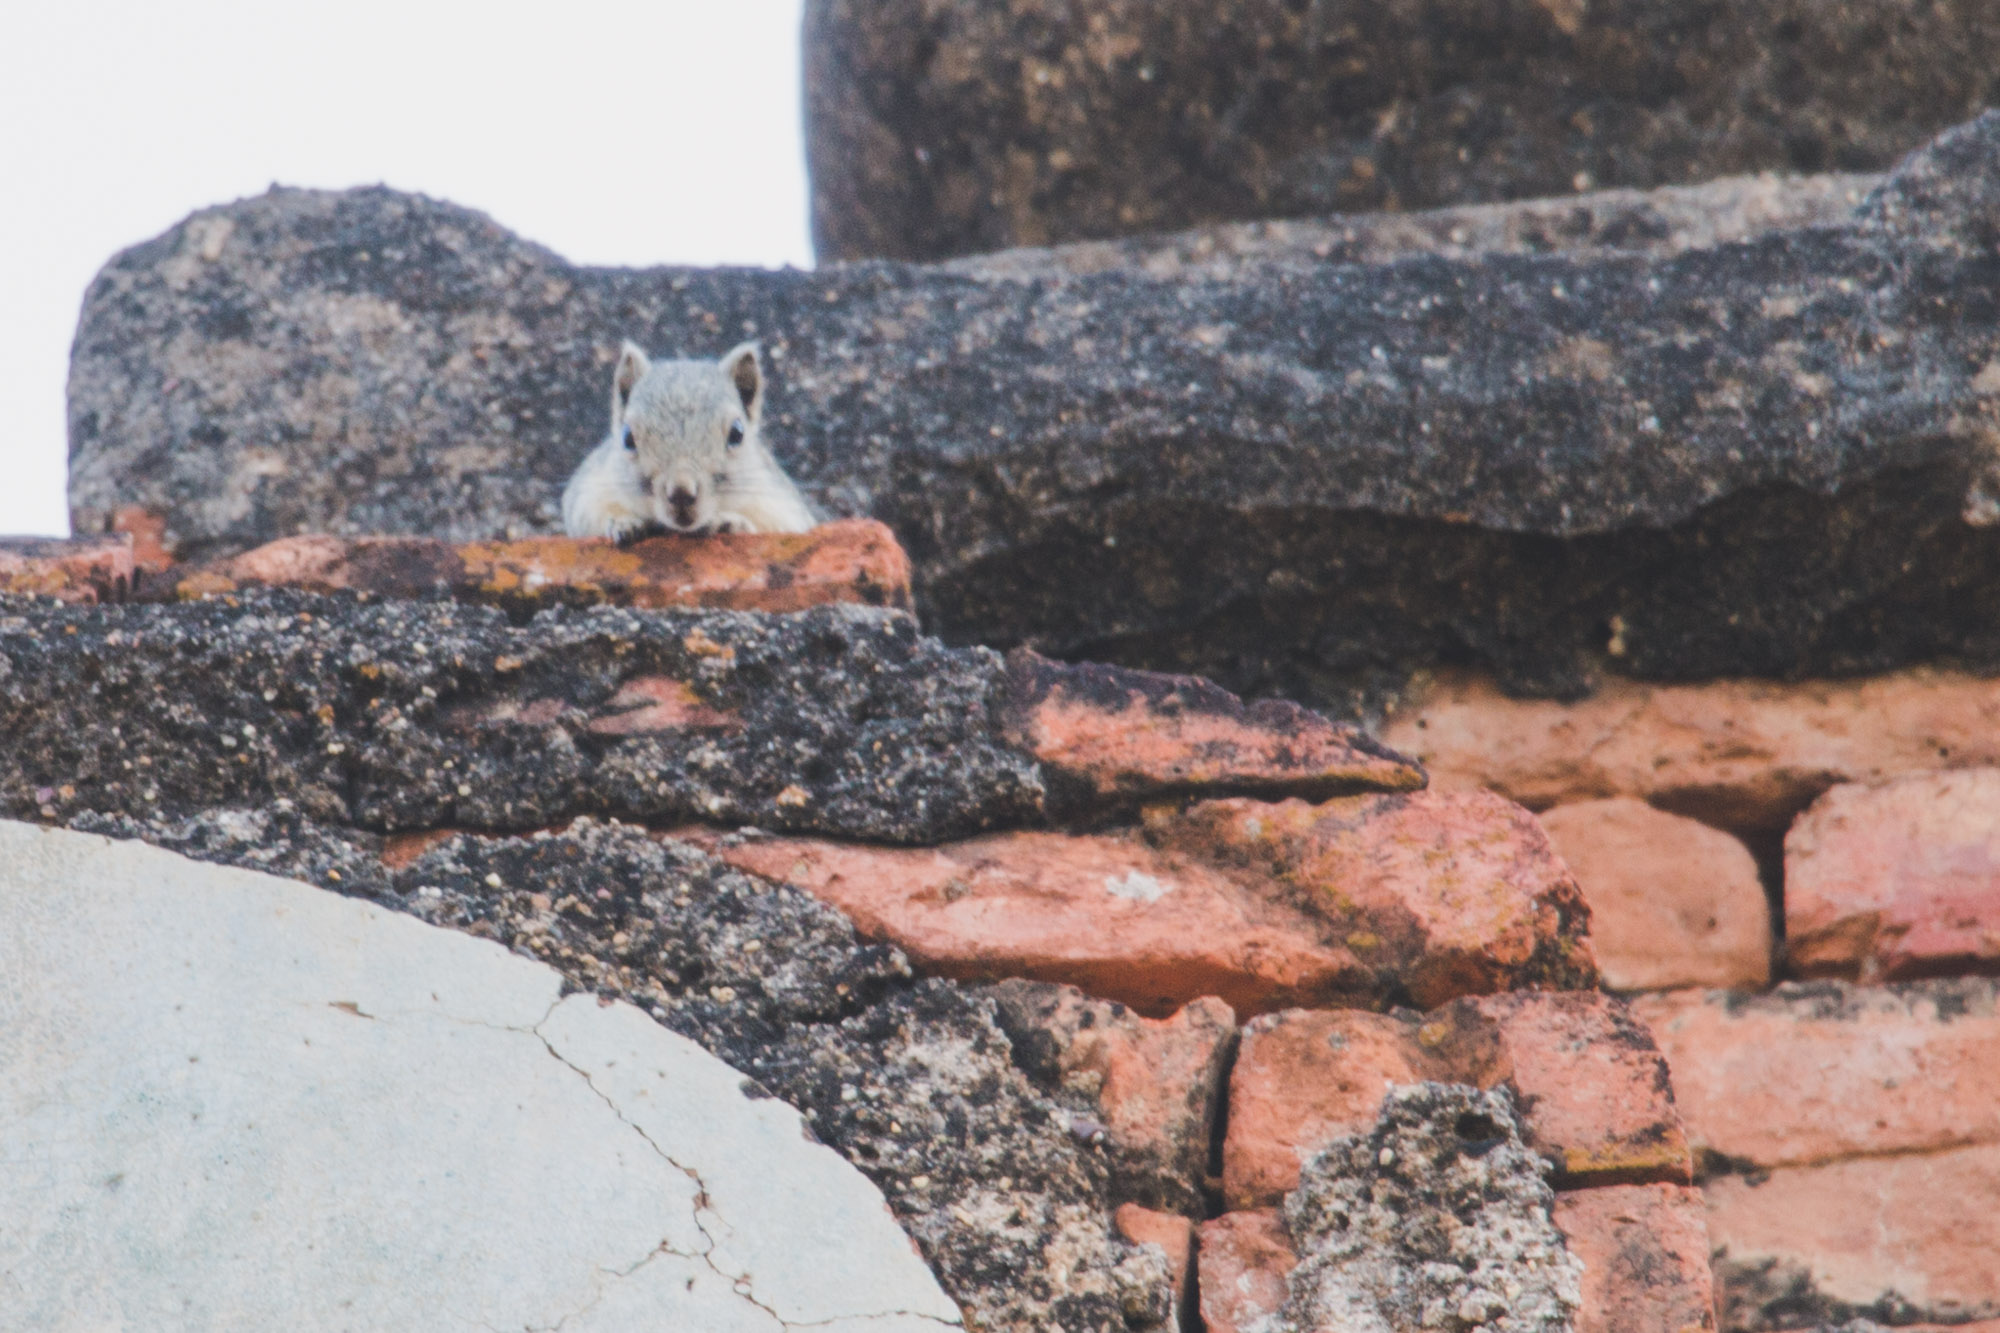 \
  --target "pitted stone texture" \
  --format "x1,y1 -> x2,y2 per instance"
66,116 -> 2000,707
1551,1185 -> 1716,1333
1785,769 -> 2000,981
0,591 -> 1041,843
1708,1146 -> 2000,1330
1635,980 -> 2000,1171
70,810 -> 1173,1333
1381,668 -> 2000,837
803,0 -> 1992,260
1223,993 -> 1687,1209
1002,648 -> 1424,816
1537,799 -> 1771,992
1280,1084 -> 1583,1333
696,790 -> 1593,1020
988,980 -> 1236,1215
173,521 -> 913,614
0,821 -> 960,1331
0,535 -> 134,604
